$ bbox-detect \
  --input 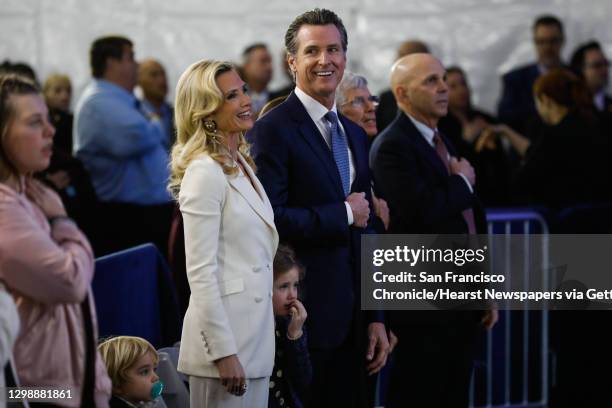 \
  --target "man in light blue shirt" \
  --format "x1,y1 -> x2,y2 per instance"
74,36 -> 173,256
